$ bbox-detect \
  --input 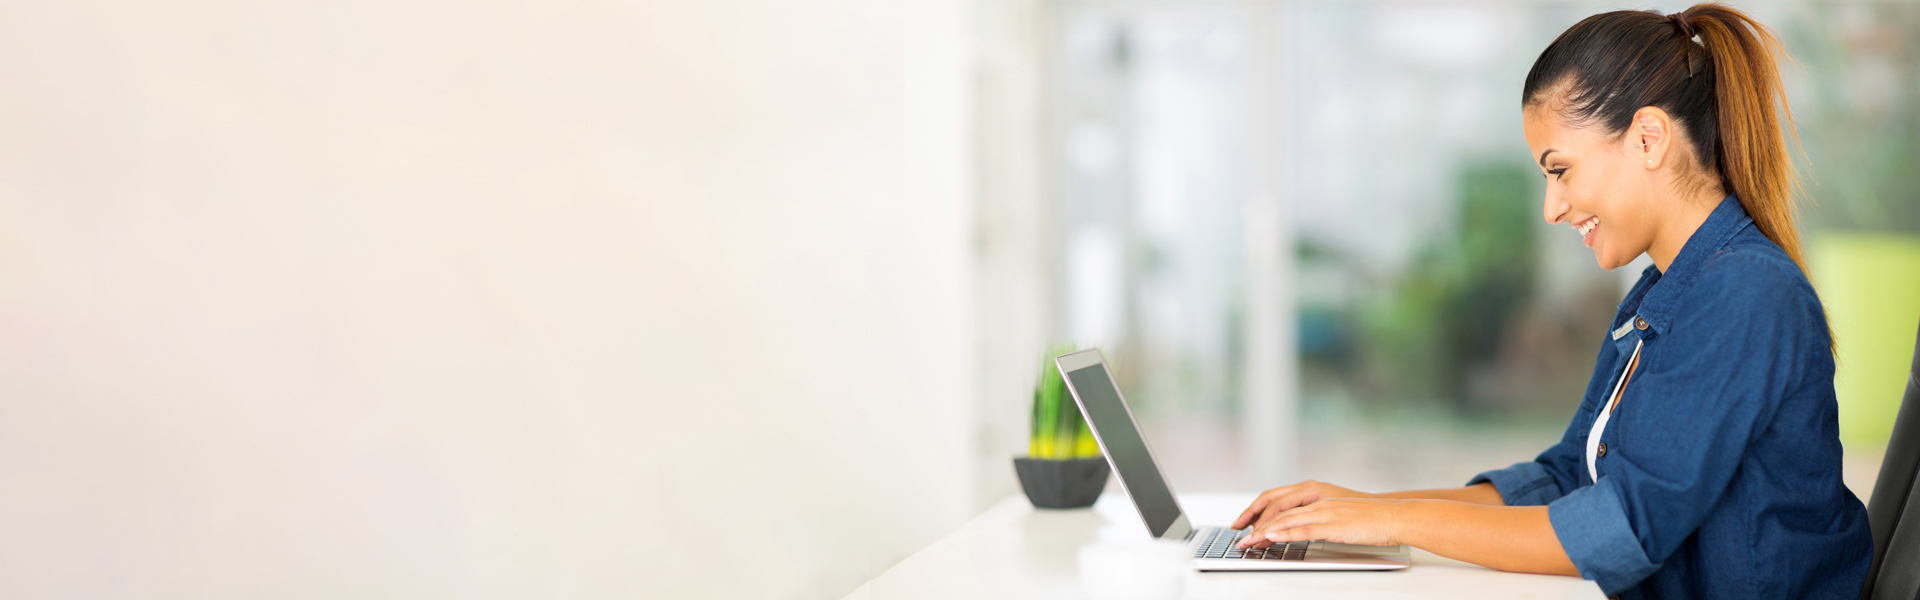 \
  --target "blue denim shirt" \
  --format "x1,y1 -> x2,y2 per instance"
1469,196 -> 1871,599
